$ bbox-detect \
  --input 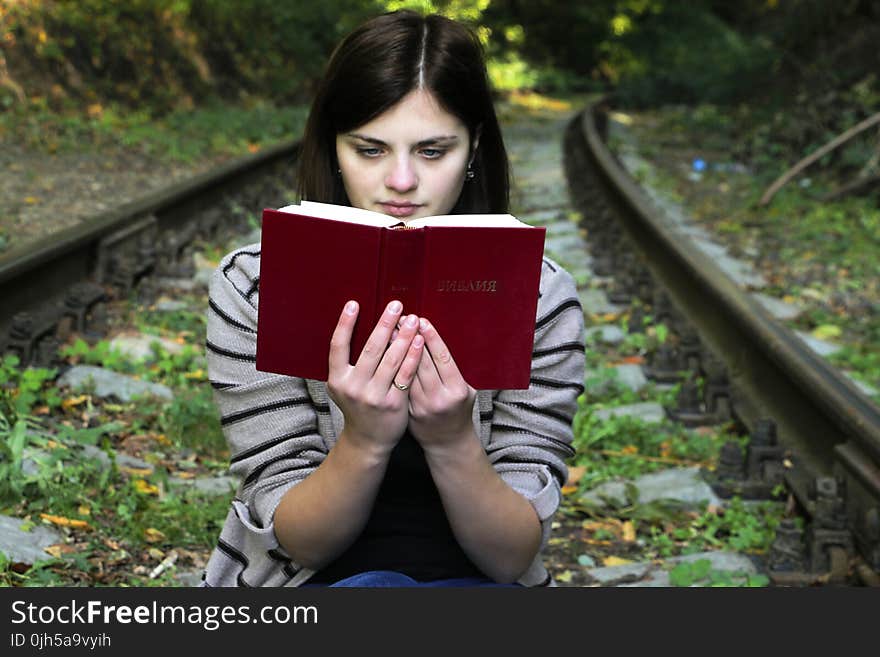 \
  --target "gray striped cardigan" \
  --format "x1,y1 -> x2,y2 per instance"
200,243 -> 586,587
